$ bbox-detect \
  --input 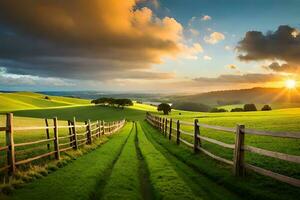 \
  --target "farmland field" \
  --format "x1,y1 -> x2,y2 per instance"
0,92 -> 300,200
